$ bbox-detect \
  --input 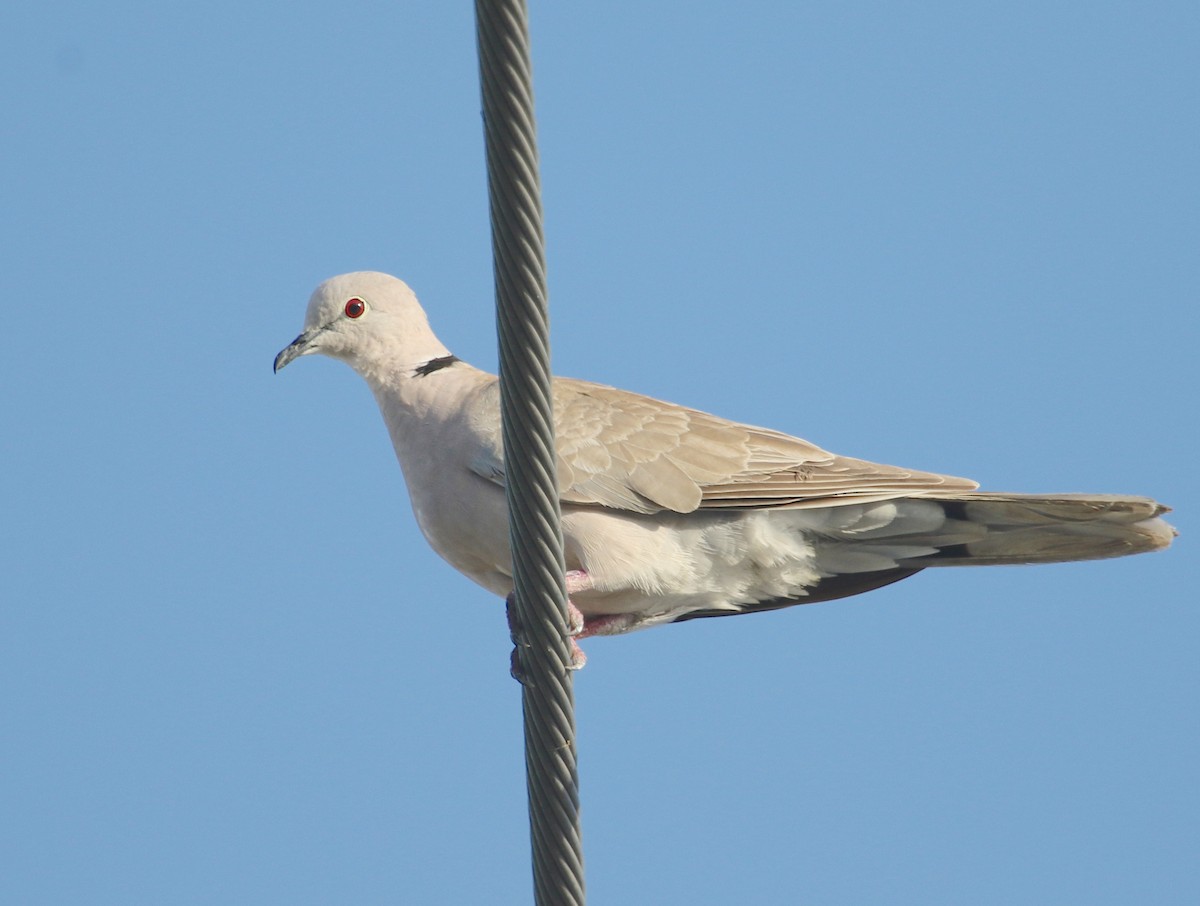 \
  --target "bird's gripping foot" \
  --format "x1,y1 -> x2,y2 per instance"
507,570 -> 594,680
